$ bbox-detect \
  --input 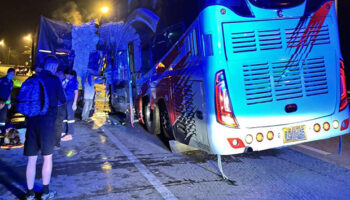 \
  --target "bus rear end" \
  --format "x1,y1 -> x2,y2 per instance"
201,0 -> 350,155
